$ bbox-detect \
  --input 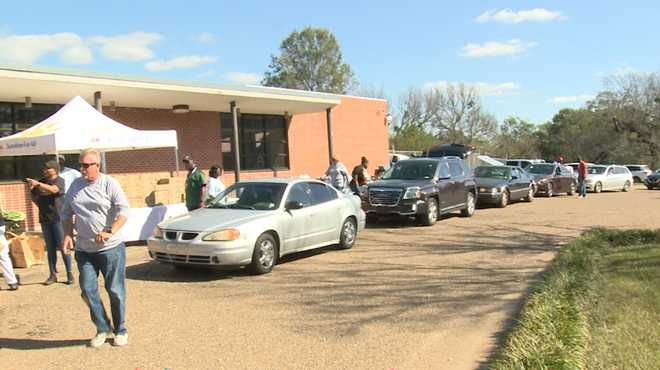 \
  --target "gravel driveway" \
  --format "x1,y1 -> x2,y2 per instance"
2,186 -> 659,369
